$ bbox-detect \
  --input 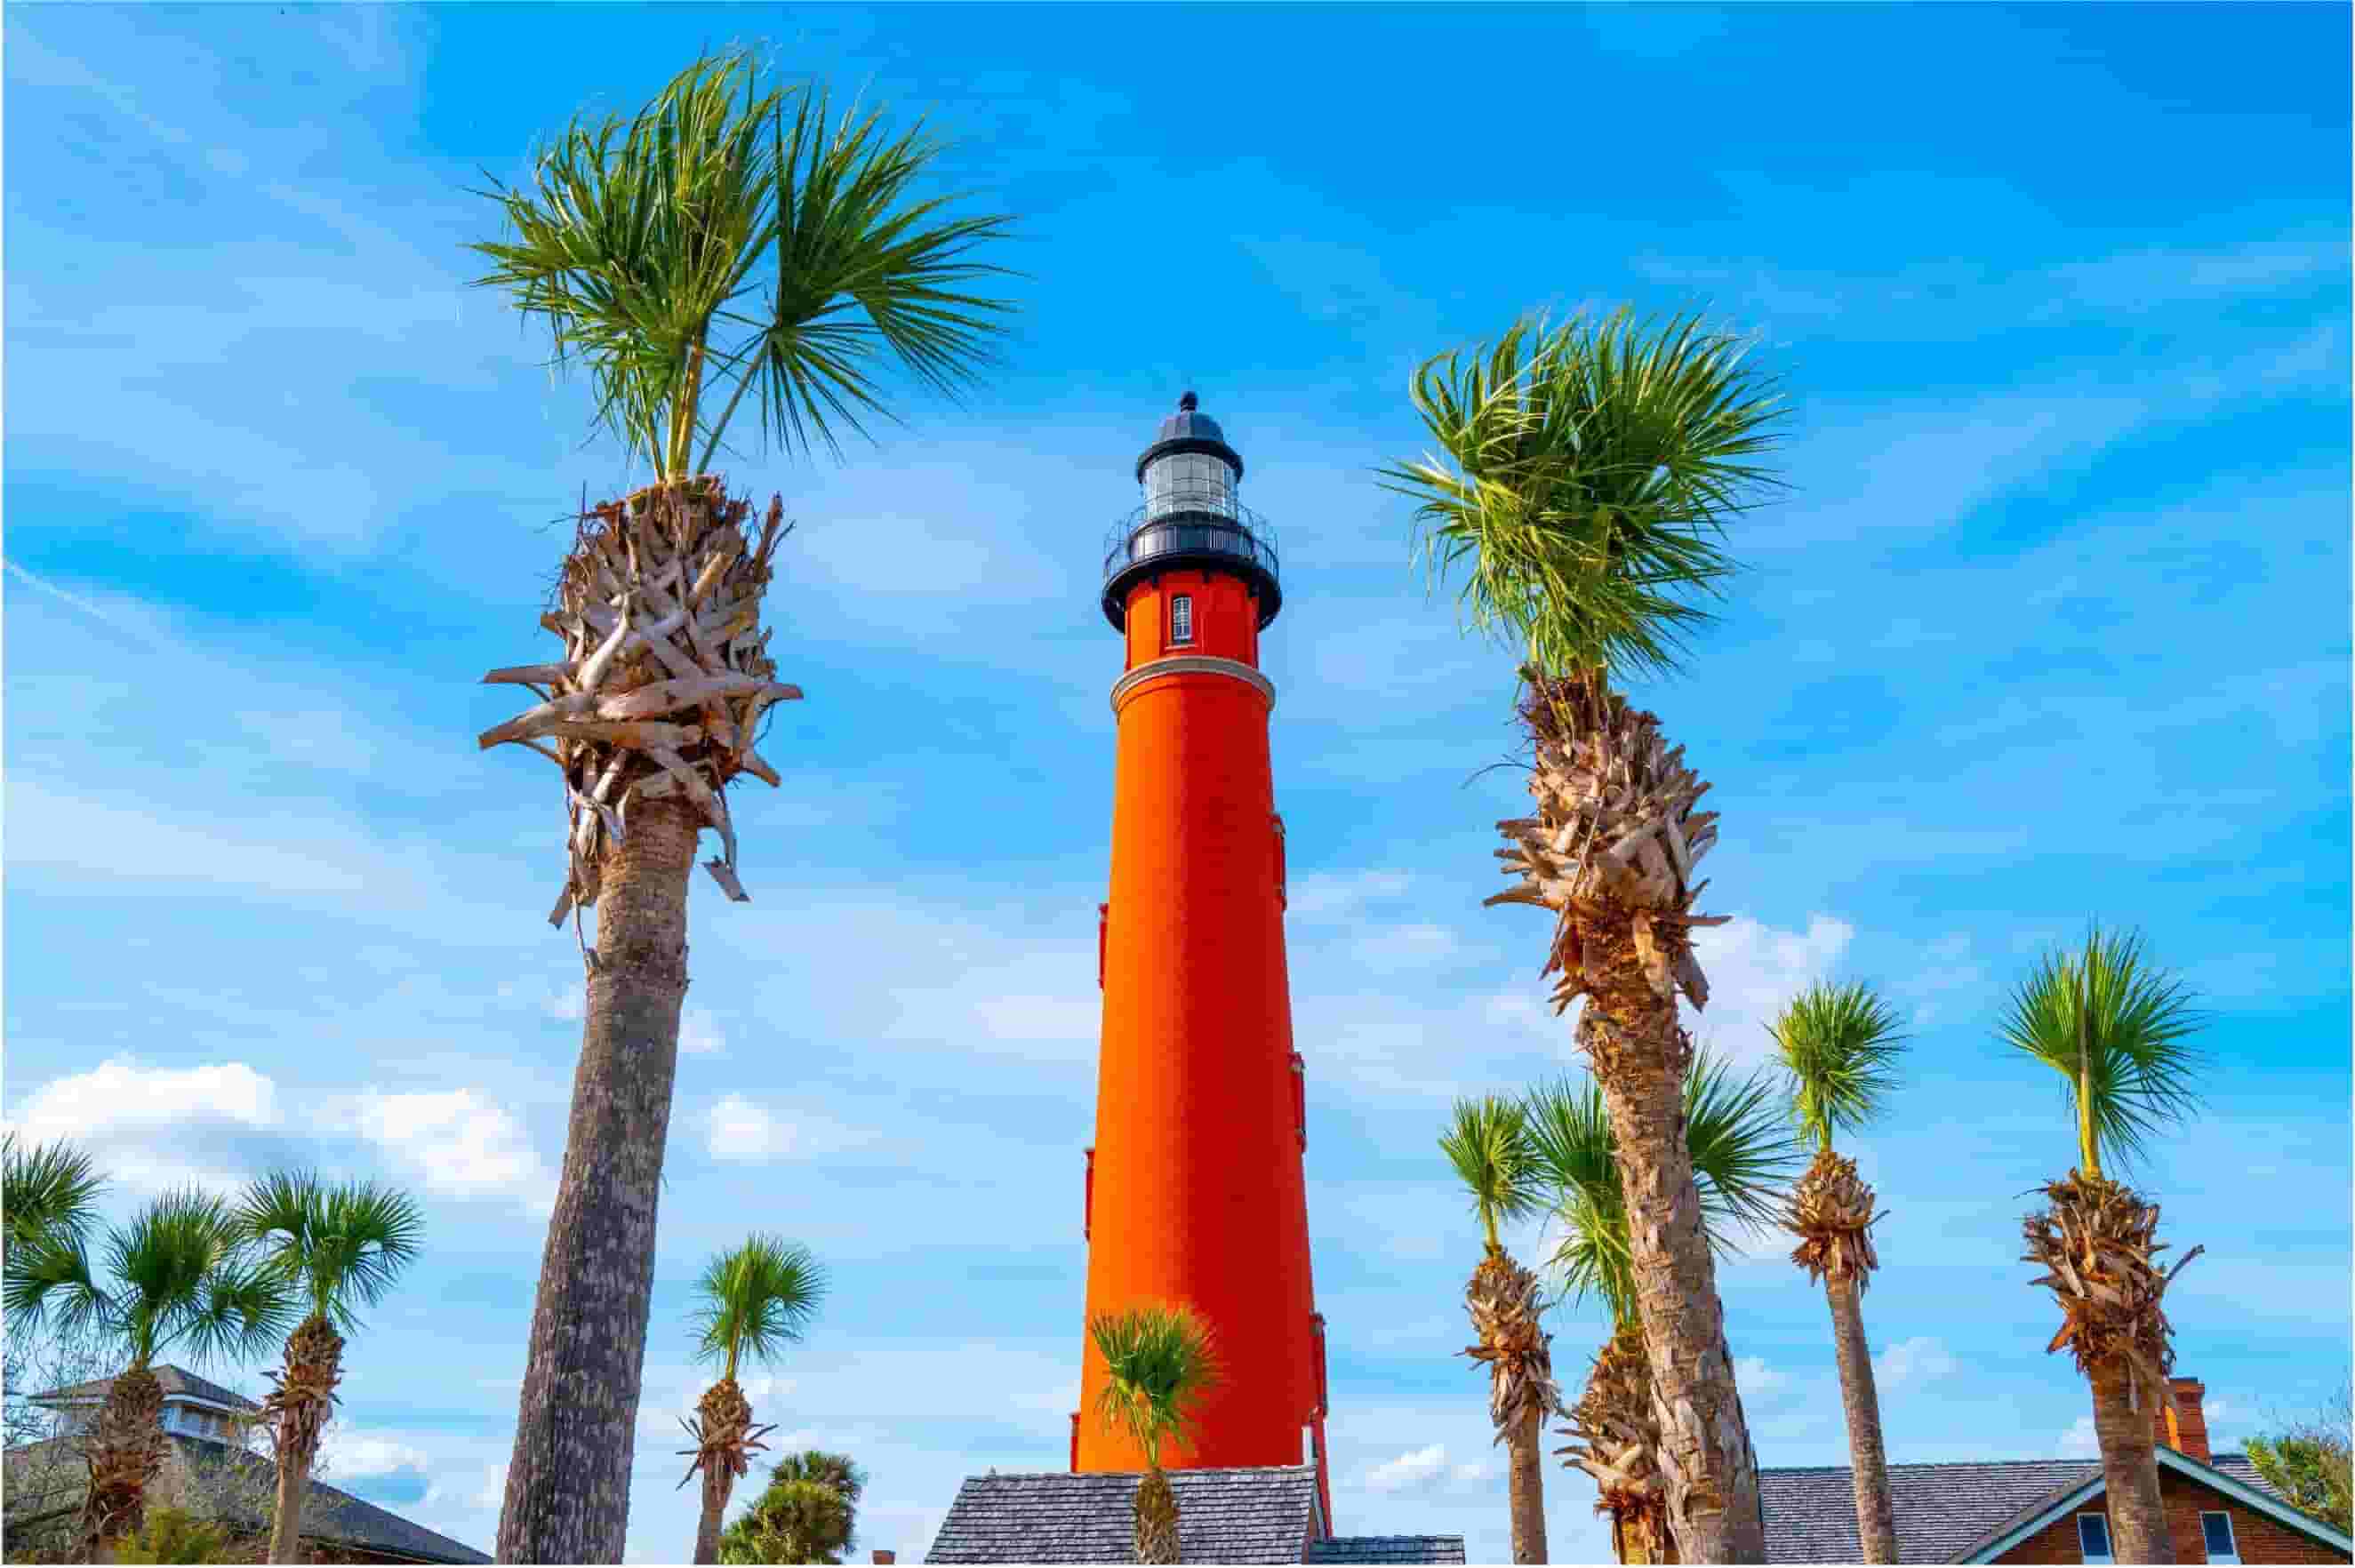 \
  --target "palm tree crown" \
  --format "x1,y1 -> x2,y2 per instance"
5,1188 -> 290,1370
1772,981 -> 1910,1155
466,47 -> 1019,482
1439,1095 -> 1547,1254
692,1235 -> 827,1383
235,1172 -> 423,1329
1376,308 -> 1786,684
4,1134 -> 106,1258
1526,1052 -> 1799,1323
1088,1303 -> 1222,1470
1998,924 -> 2205,1179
